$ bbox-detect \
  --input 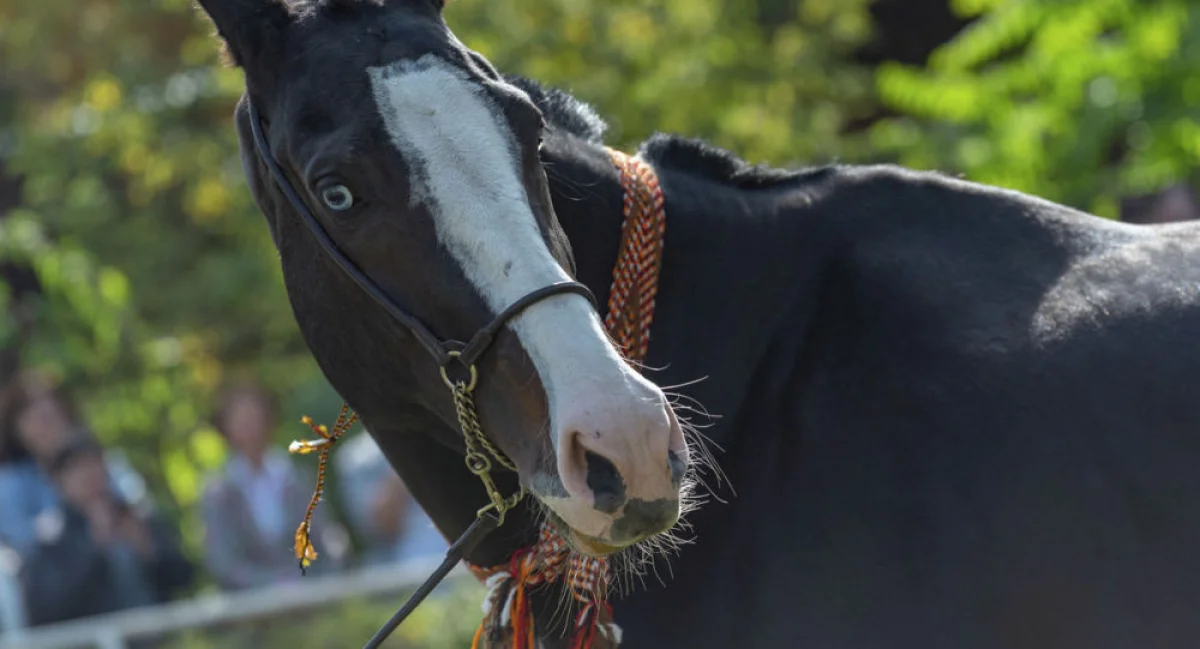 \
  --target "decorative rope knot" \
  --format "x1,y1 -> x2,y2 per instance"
287,403 -> 358,571
472,521 -> 619,649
